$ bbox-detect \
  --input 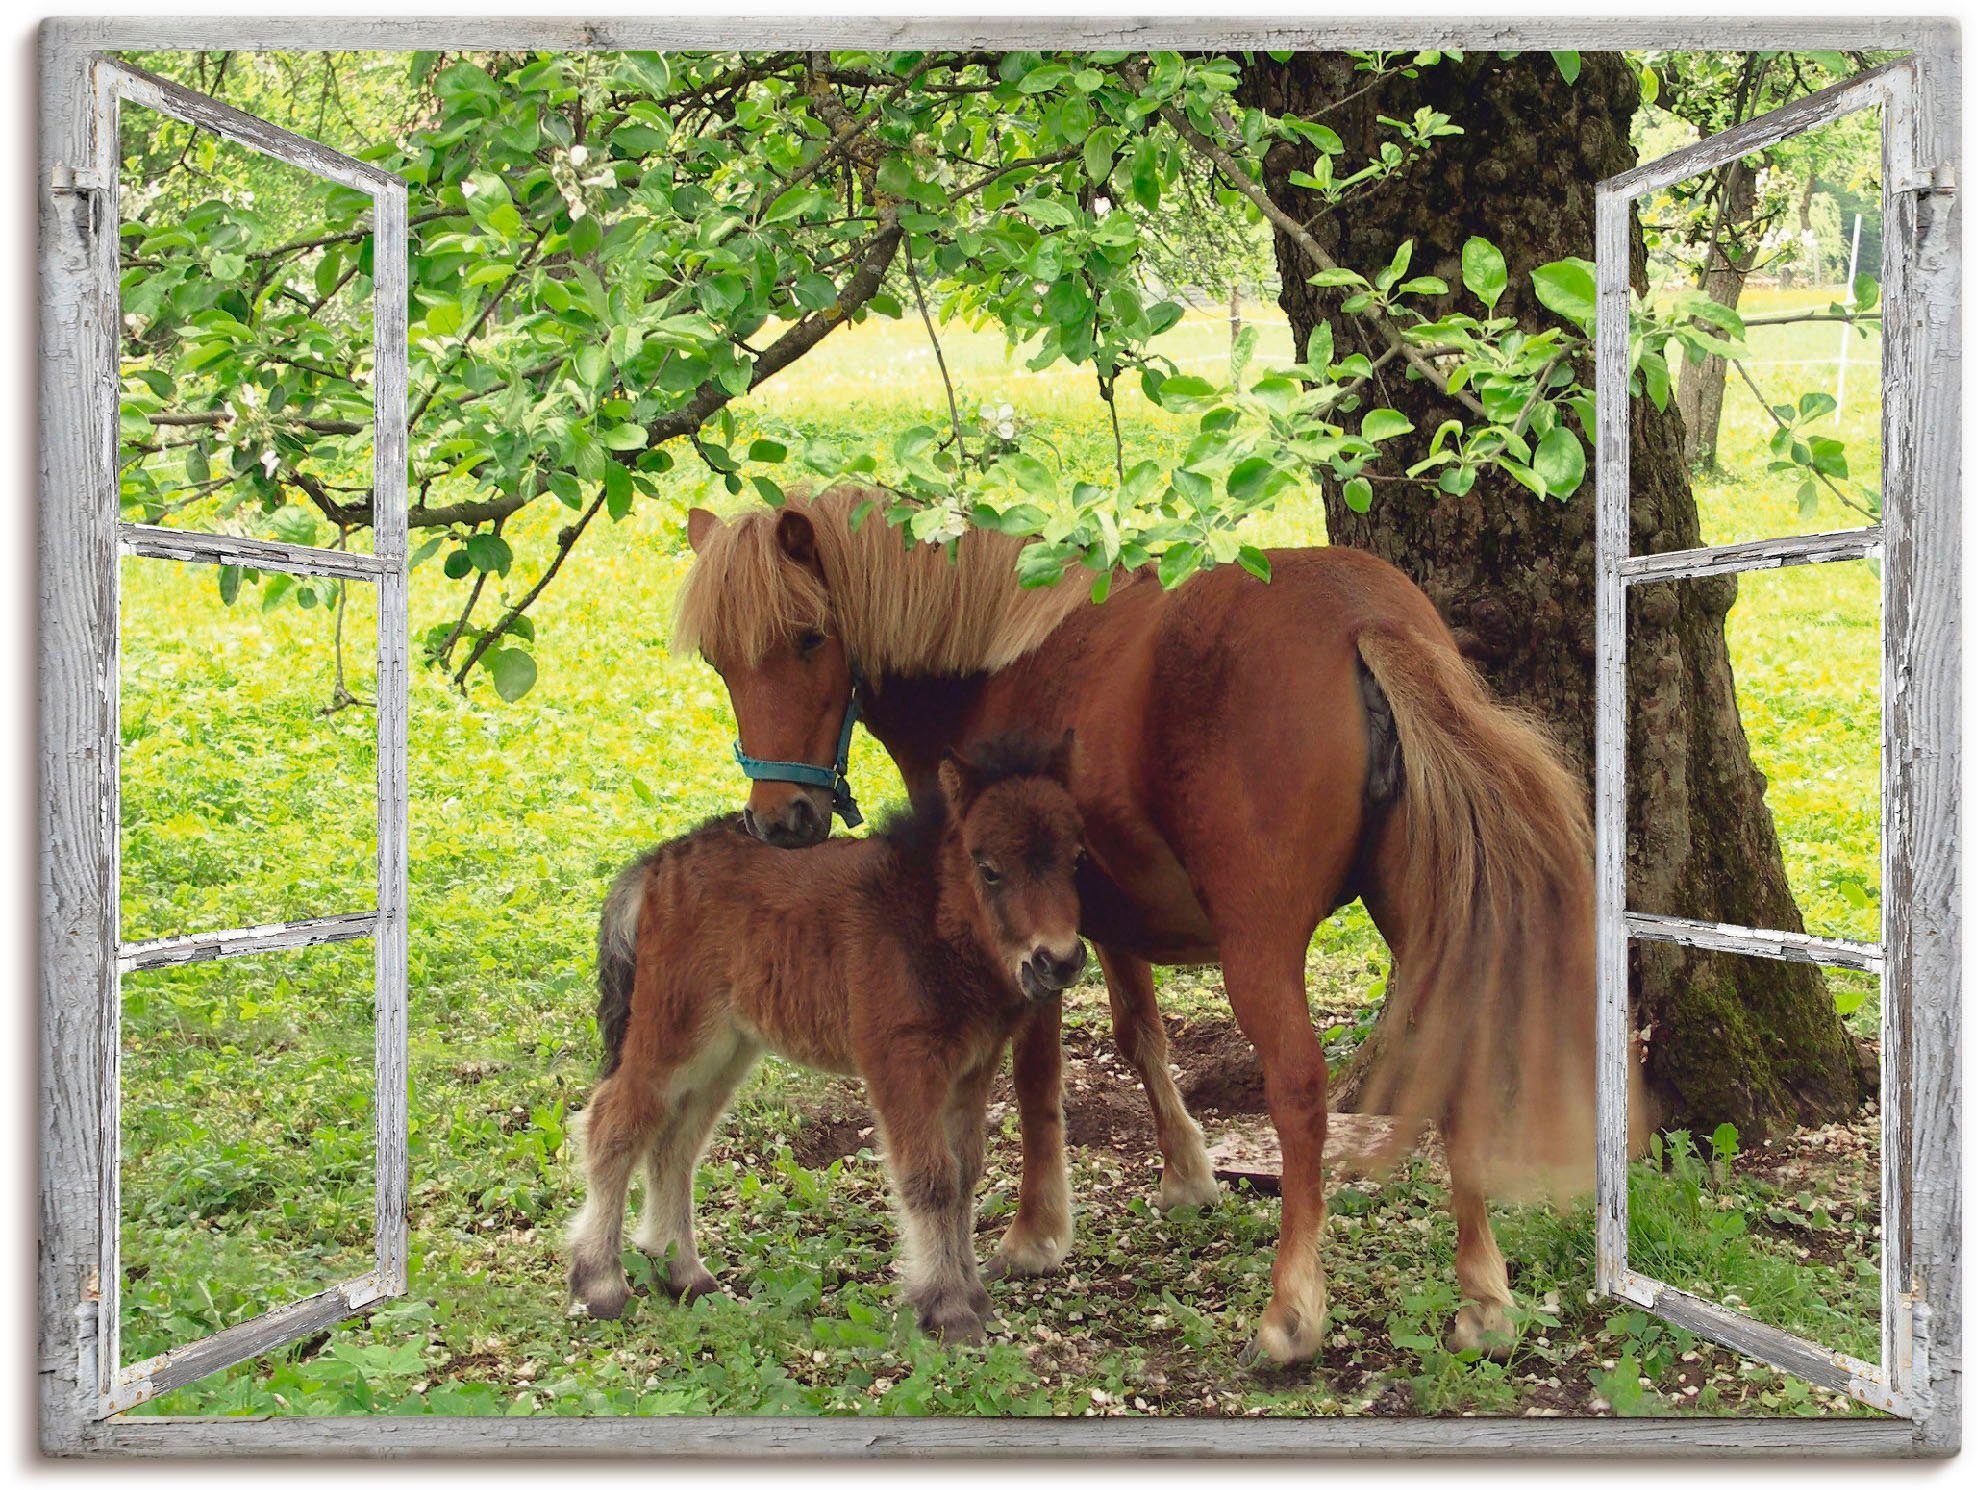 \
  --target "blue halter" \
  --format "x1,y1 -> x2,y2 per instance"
731,677 -> 864,829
